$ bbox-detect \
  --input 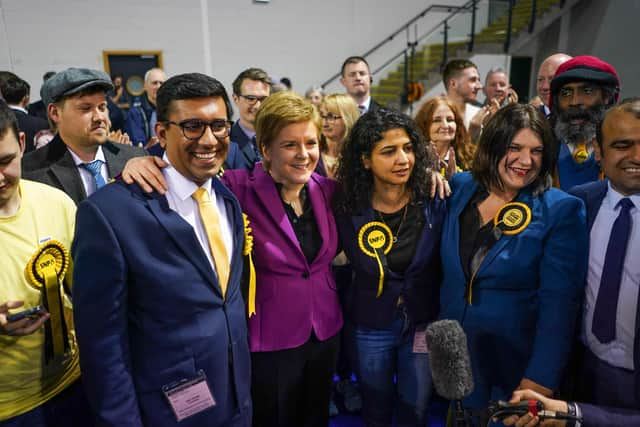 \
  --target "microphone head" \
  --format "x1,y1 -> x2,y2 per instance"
425,319 -> 474,400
